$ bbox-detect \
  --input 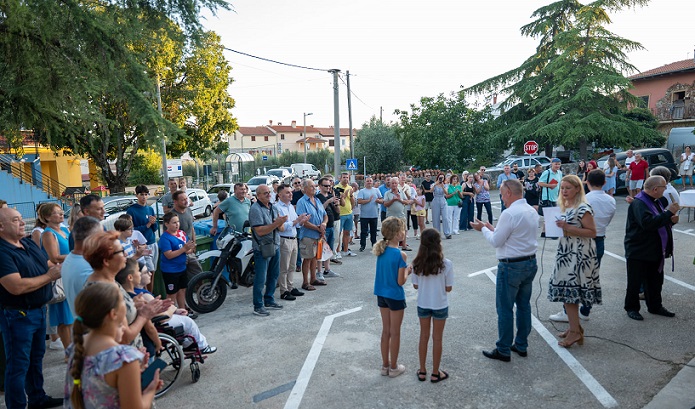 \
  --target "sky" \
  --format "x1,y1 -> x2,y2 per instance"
201,0 -> 695,130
